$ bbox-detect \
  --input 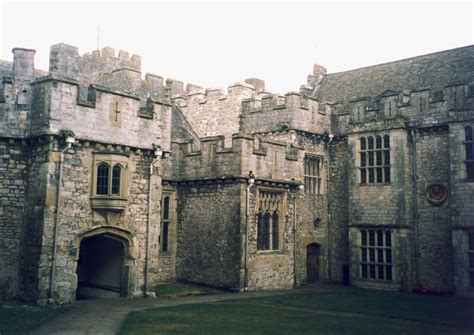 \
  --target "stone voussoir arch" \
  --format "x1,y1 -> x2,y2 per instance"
71,225 -> 138,261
